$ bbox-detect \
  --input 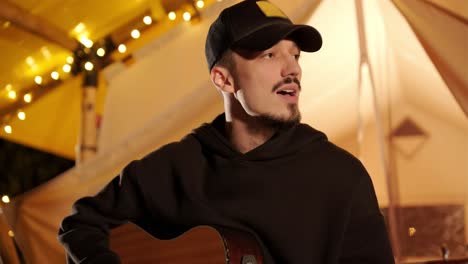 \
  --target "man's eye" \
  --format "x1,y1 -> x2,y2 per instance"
294,54 -> 301,60
263,53 -> 273,59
